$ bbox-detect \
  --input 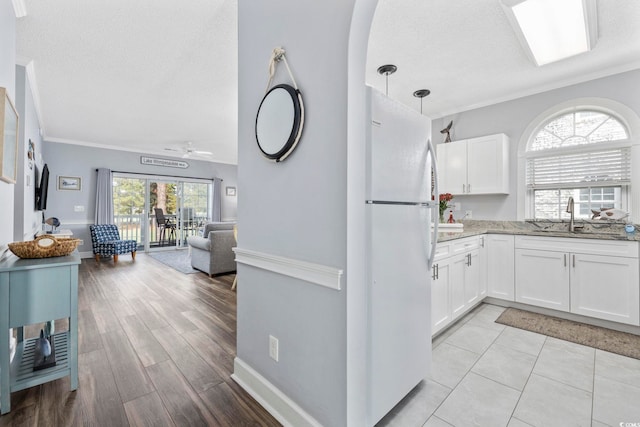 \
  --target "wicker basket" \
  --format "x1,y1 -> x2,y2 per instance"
8,235 -> 81,259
